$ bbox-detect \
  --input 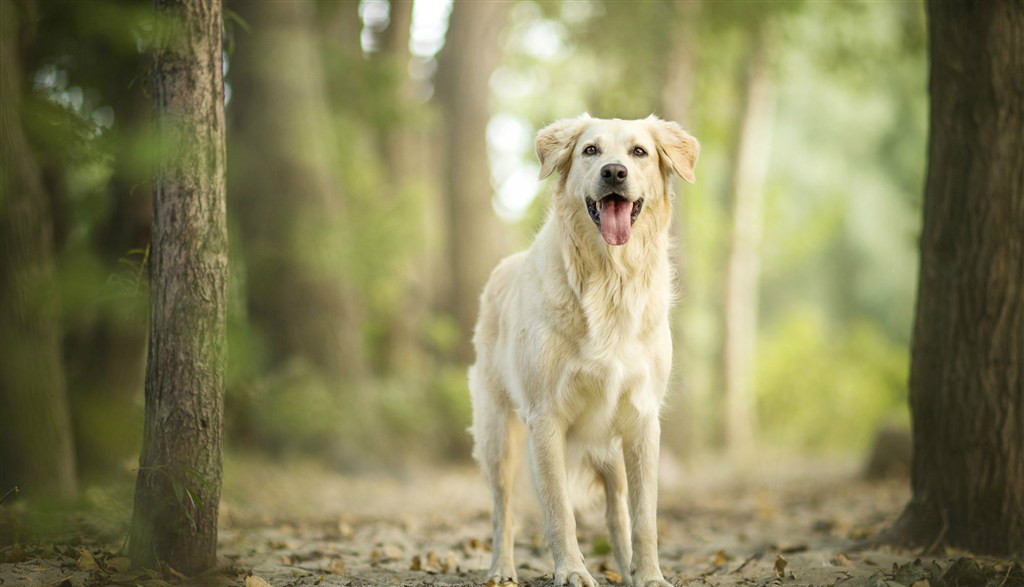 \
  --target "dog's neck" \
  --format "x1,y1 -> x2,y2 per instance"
549,181 -> 674,300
